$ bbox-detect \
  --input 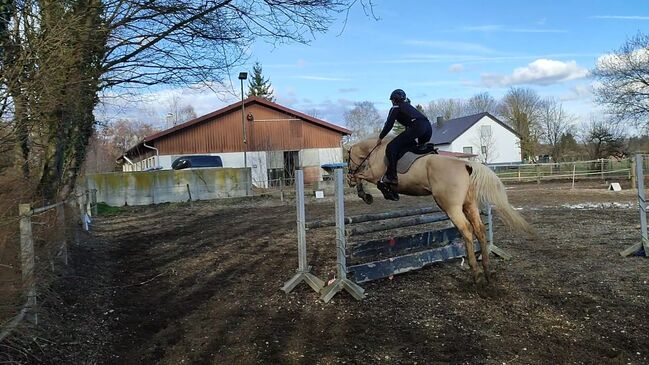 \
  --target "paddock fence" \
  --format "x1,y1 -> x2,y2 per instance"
0,190 -> 96,343
490,156 -> 647,186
